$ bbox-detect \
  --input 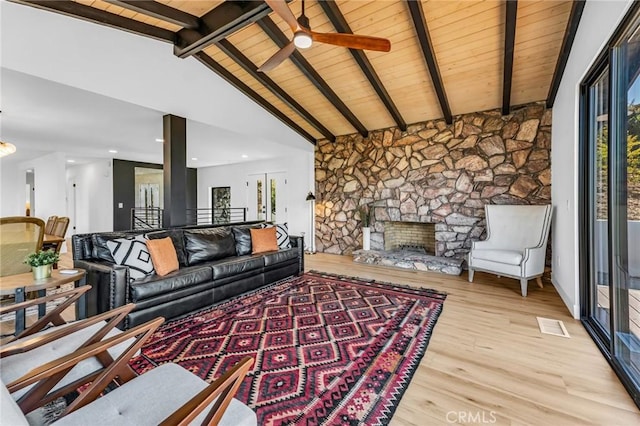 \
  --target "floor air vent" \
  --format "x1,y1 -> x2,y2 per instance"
536,317 -> 570,338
